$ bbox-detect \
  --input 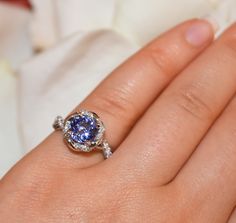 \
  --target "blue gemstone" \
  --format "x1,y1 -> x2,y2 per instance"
68,114 -> 98,144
